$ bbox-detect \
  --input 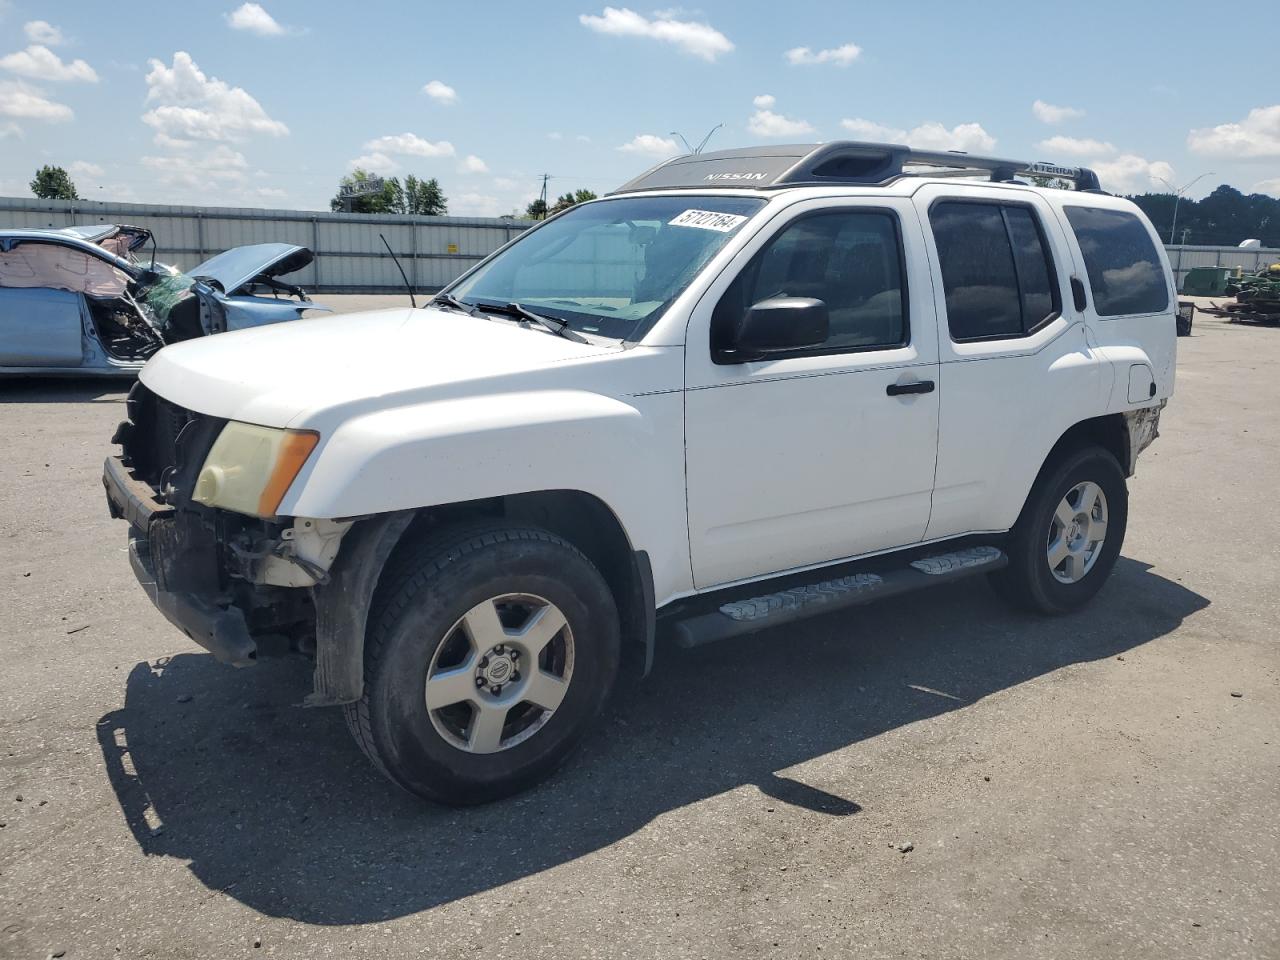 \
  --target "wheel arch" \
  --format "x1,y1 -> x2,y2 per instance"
309,489 -> 655,706
1011,412 -> 1132,534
